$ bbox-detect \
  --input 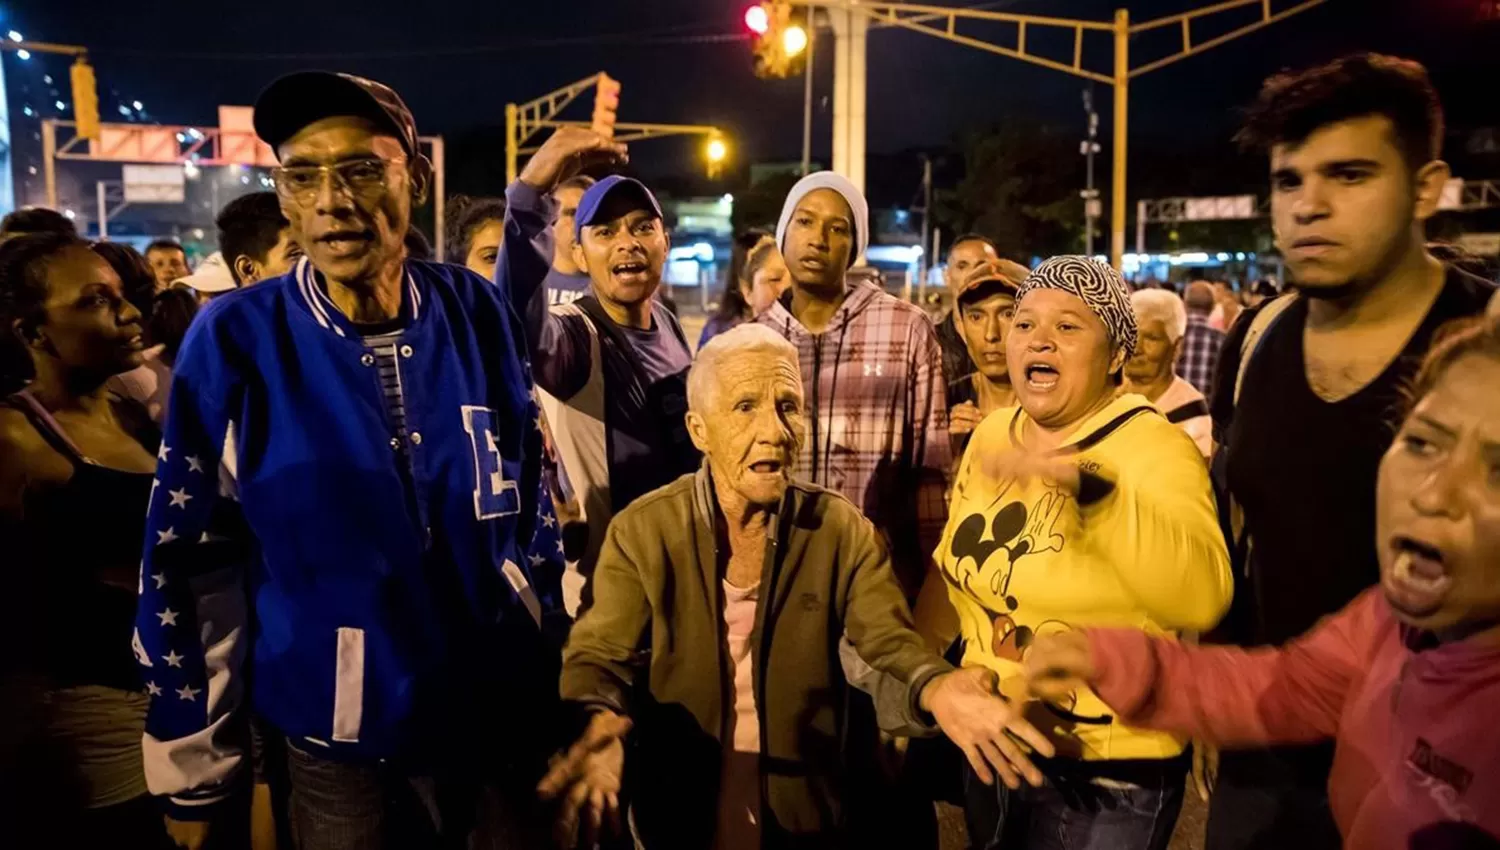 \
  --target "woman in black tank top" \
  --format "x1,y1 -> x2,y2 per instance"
0,234 -> 171,848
